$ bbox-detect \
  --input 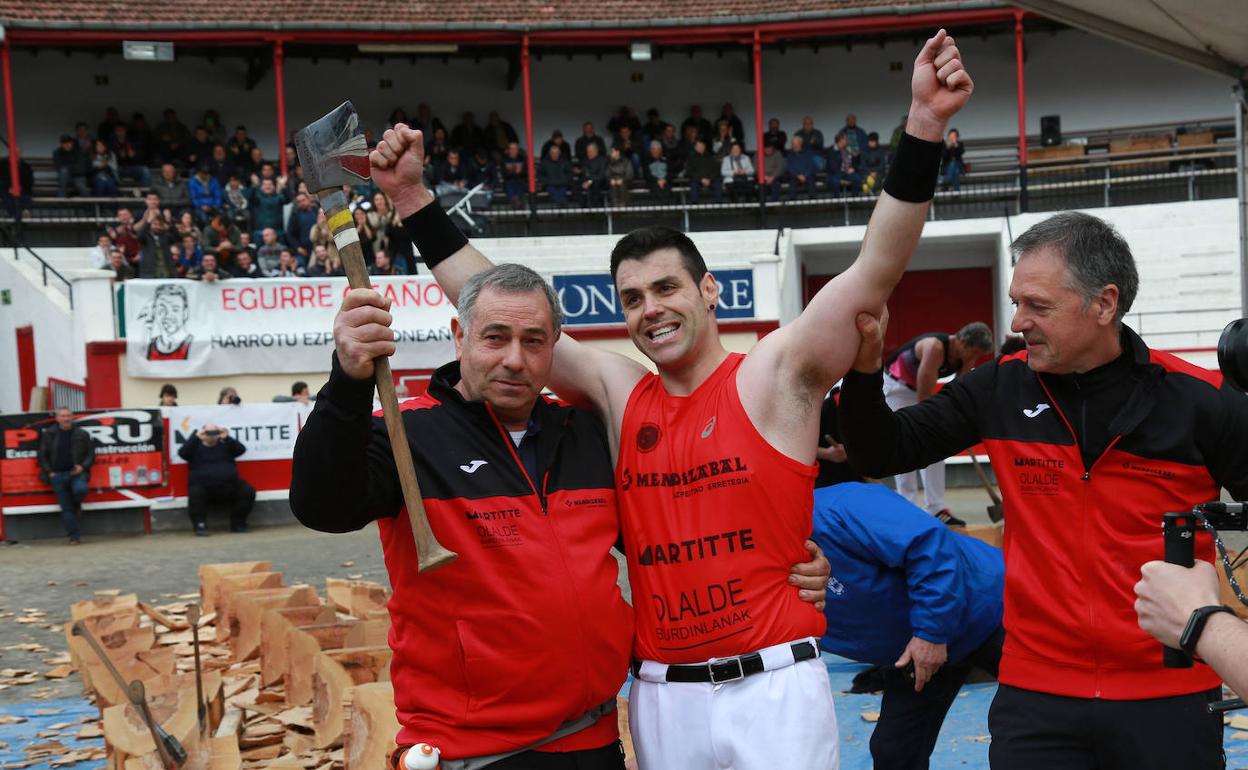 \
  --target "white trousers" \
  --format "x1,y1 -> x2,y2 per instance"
883,375 -> 946,515
628,648 -> 839,770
